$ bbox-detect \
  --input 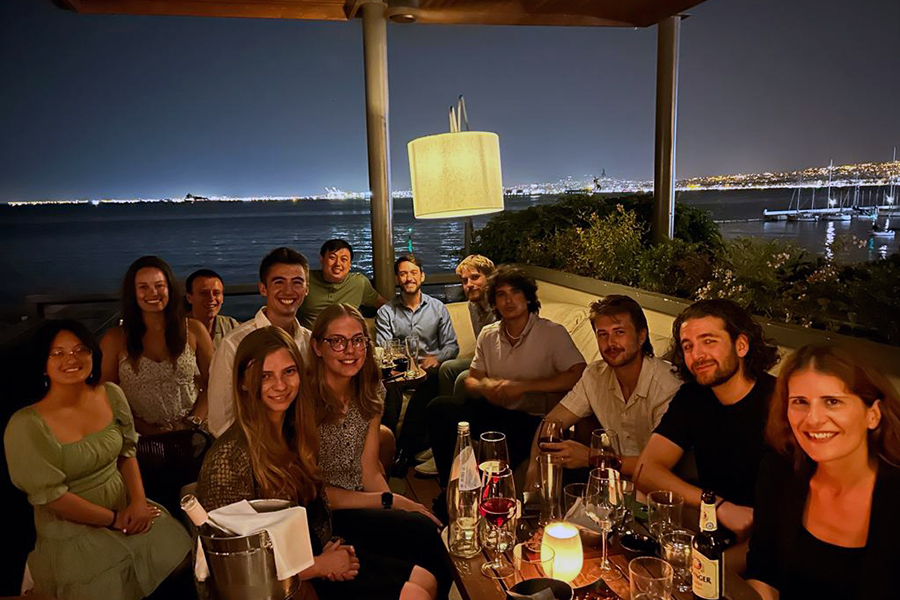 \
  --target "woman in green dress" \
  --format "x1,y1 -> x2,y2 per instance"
4,319 -> 191,600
